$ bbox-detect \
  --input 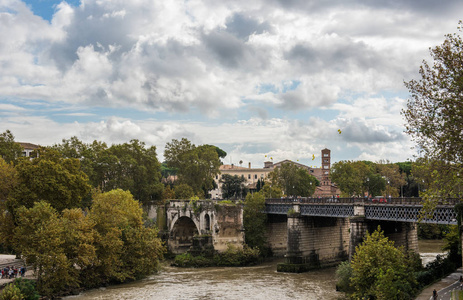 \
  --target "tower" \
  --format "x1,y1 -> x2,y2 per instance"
321,148 -> 330,182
